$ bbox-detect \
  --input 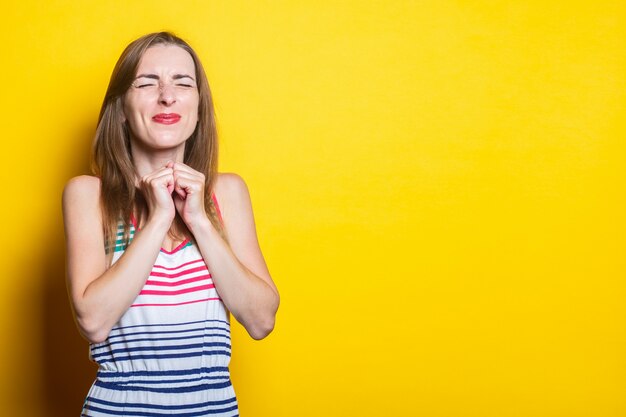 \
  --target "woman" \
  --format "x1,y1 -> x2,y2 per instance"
63,32 -> 279,416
